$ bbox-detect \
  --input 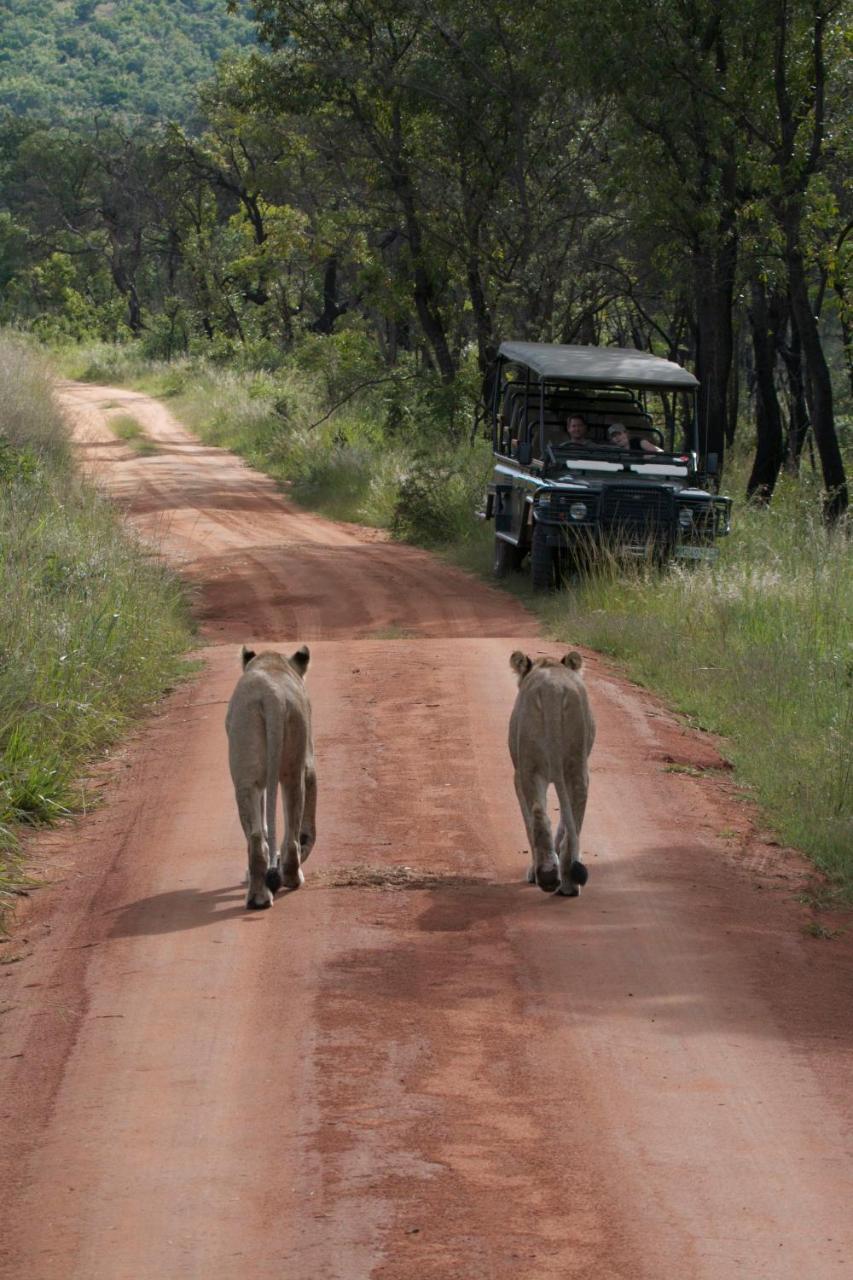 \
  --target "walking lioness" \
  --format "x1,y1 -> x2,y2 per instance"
508,650 -> 595,895
226,645 -> 317,910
